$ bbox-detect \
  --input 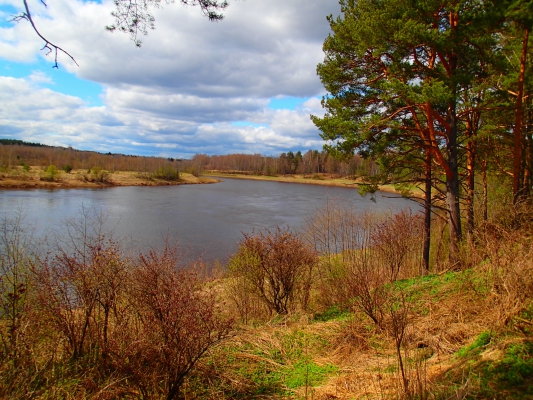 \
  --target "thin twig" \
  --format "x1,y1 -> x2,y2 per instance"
11,0 -> 78,68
